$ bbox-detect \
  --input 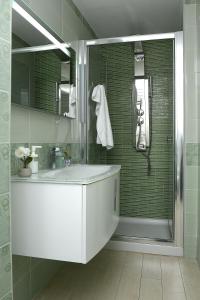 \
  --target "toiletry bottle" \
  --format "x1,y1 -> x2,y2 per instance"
30,146 -> 42,174
55,147 -> 65,169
